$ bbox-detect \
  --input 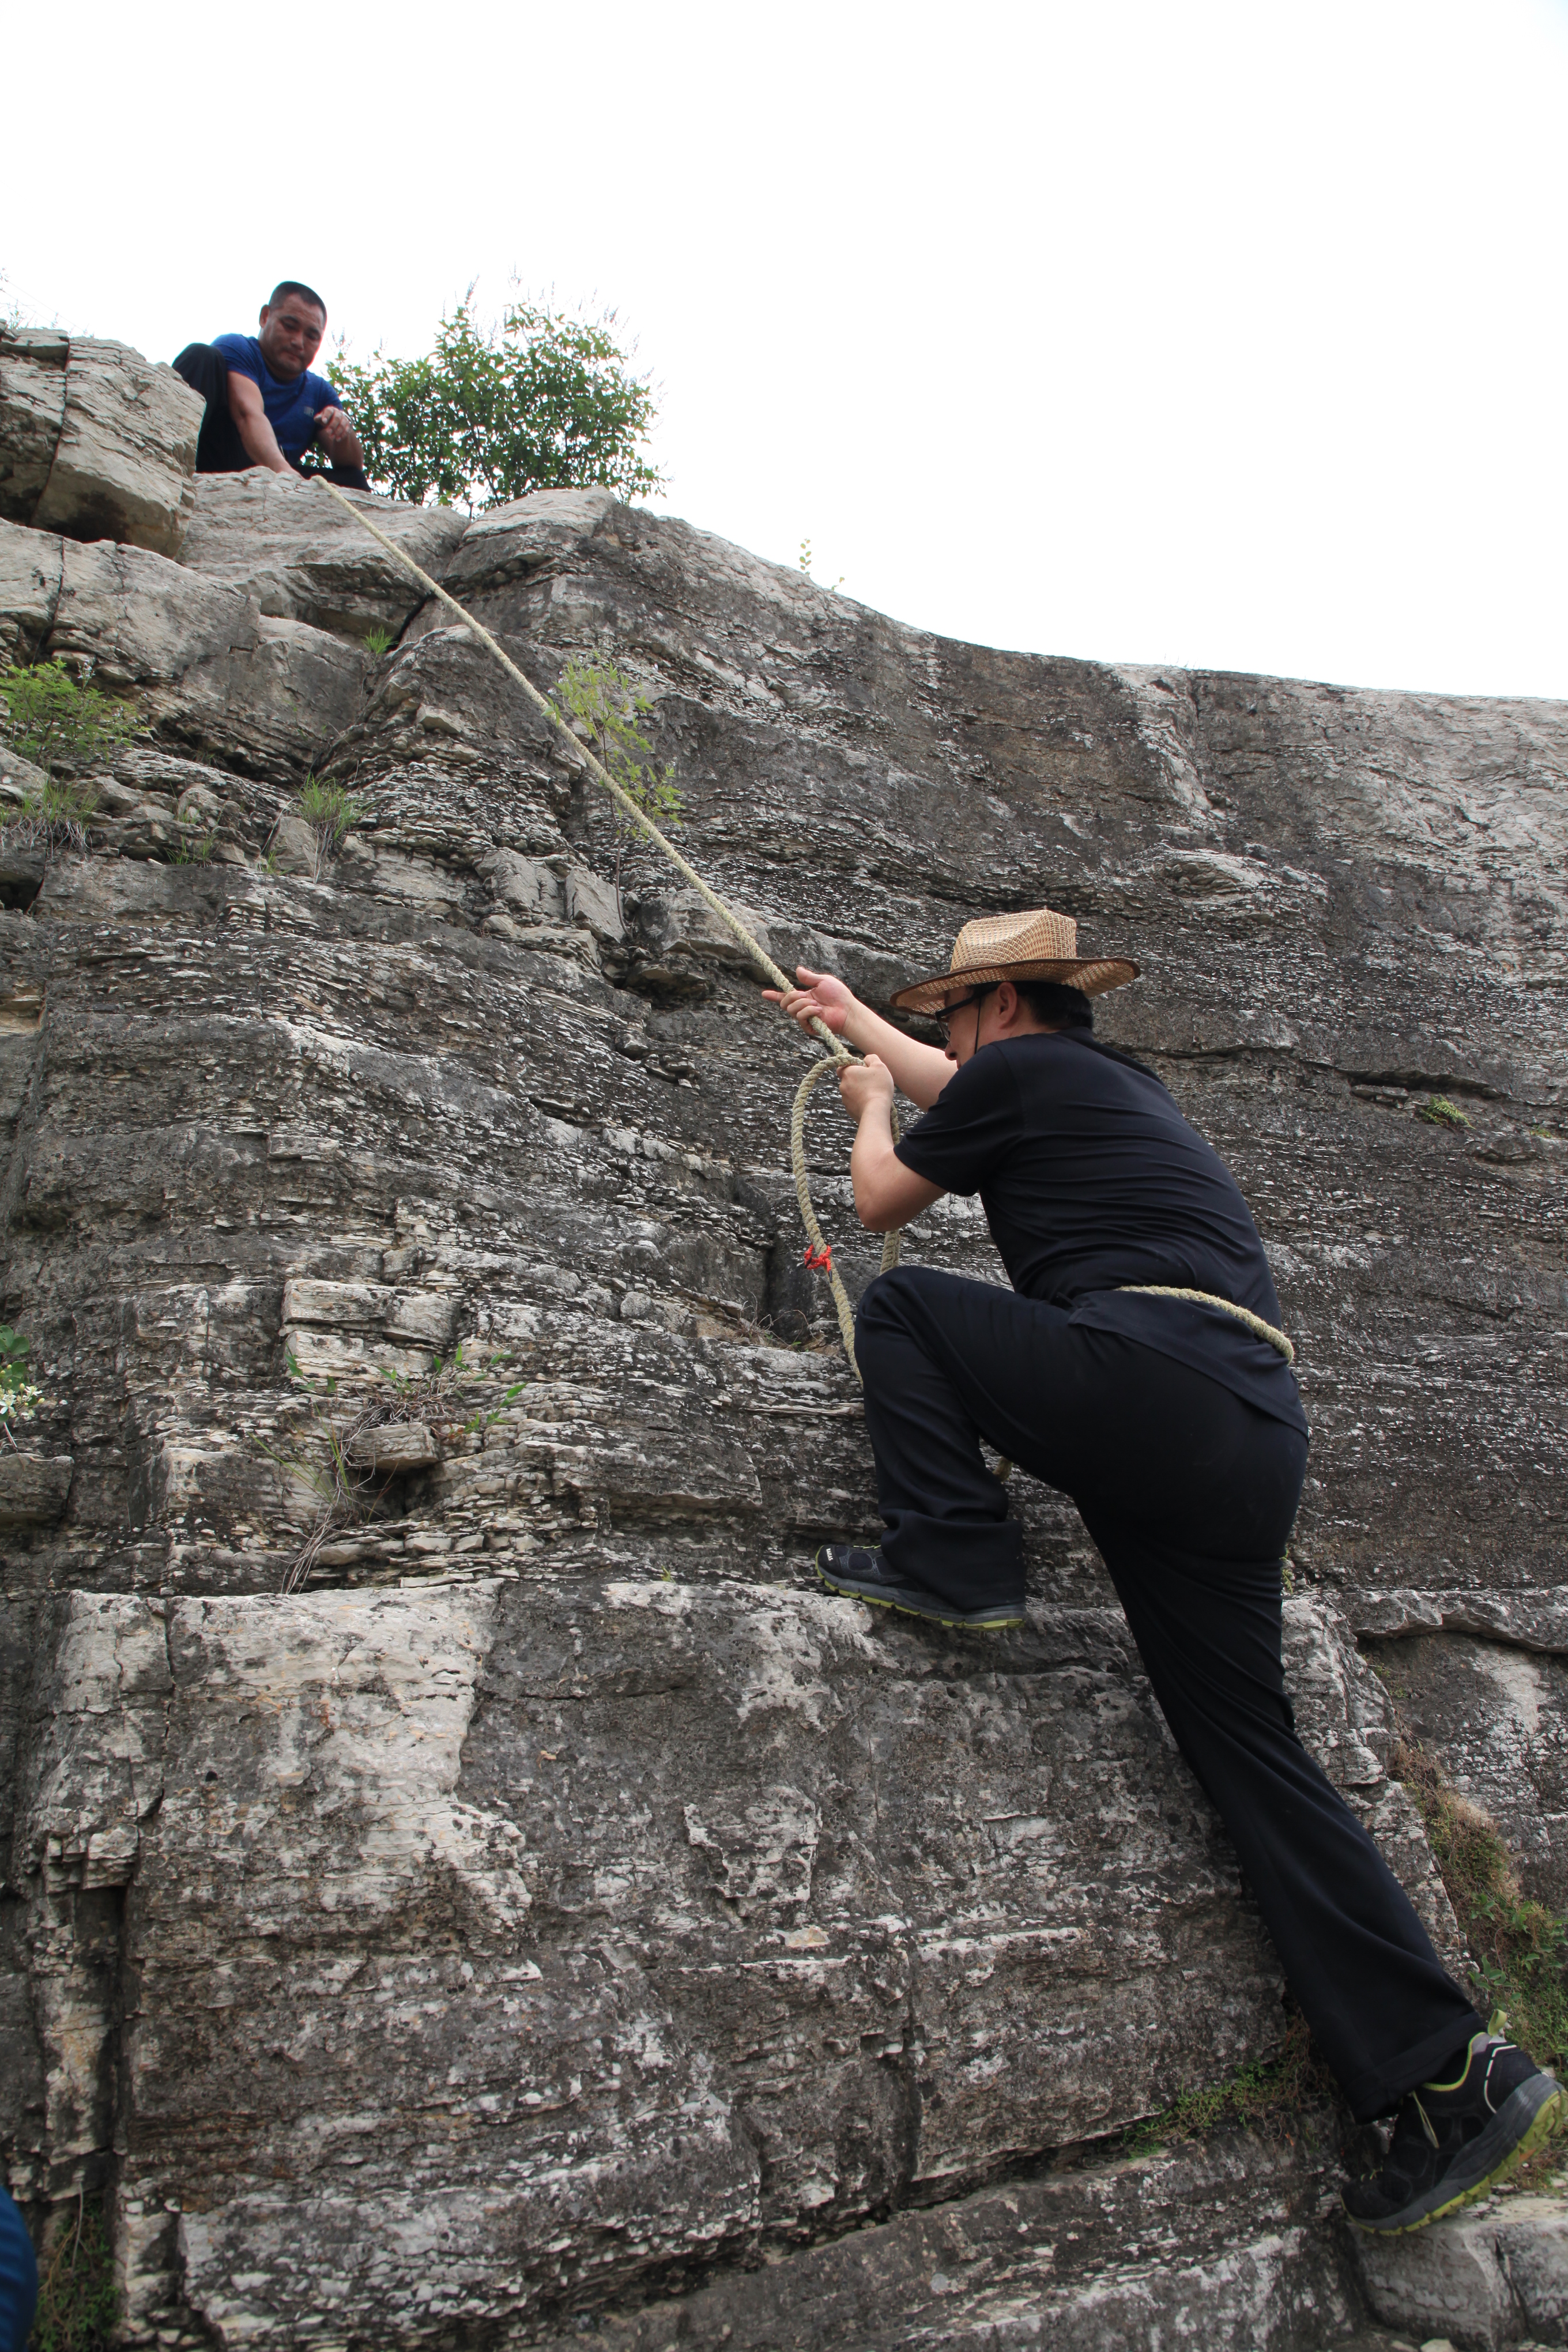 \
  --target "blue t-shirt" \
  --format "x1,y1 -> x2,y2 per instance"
212,333 -> 342,461
894,1030 -> 1307,1433
0,2185 -> 37,2352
